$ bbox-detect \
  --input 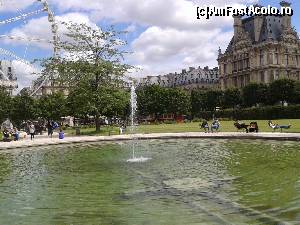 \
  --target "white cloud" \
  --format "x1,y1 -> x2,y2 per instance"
4,12 -> 96,49
43,0 -> 258,77
48,0 -> 258,30
1,0 -> 262,87
0,0 -> 35,12
12,60 -> 40,91
2,11 -> 98,91
129,26 -> 232,76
